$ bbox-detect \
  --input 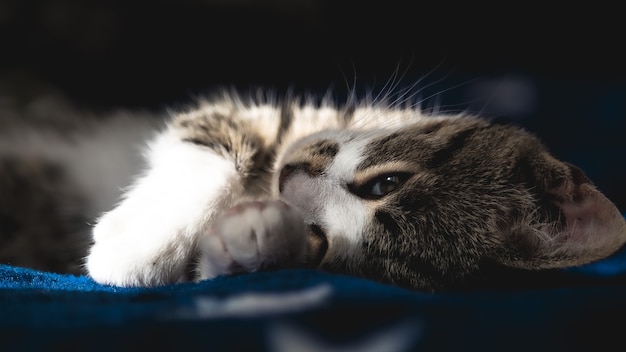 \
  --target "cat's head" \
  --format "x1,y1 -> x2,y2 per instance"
273,116 -> 626,290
